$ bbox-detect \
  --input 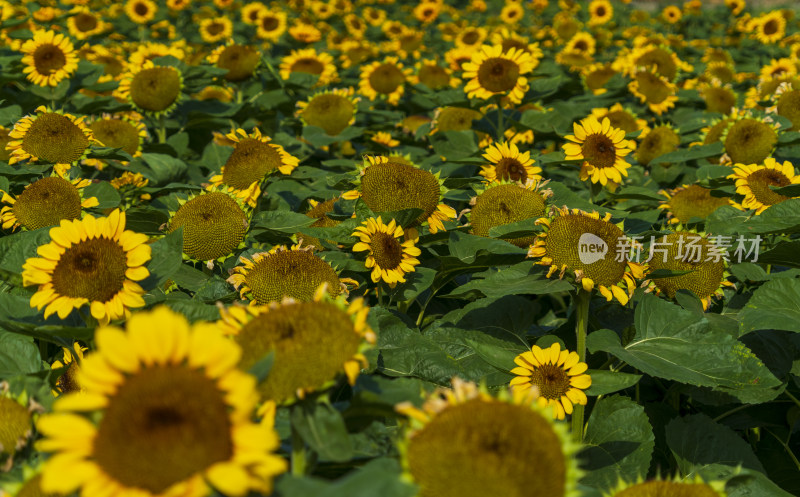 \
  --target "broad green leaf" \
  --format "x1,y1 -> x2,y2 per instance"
142,228 -> 184,289
386,267 -> 436,302
740,278 -> 800,333
448,231 -> 527,264
580,395 -> 655,491
756,241 -> 800,268
82,181 -> 121,209
138,153 -> 188,185
290,402 -> 354,463
585,370 -> 642,396
251,210 -> 316,233
649,142 -> 724,166
692,464 -> 794,497
442,263 -> 572,299
487,218 -> 540,239
276,458 -> 415,497
0,226 -> 50,274
0,331 -> 41,378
